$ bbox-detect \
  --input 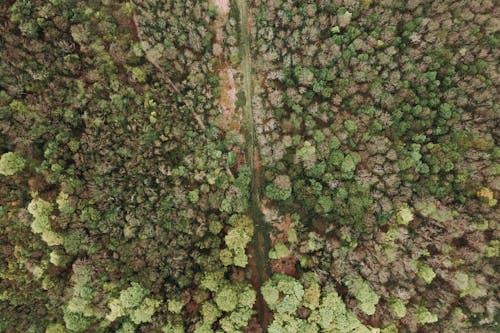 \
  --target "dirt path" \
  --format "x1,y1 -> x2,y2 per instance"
235,0 -> 272,329
209,0 -> 240,133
